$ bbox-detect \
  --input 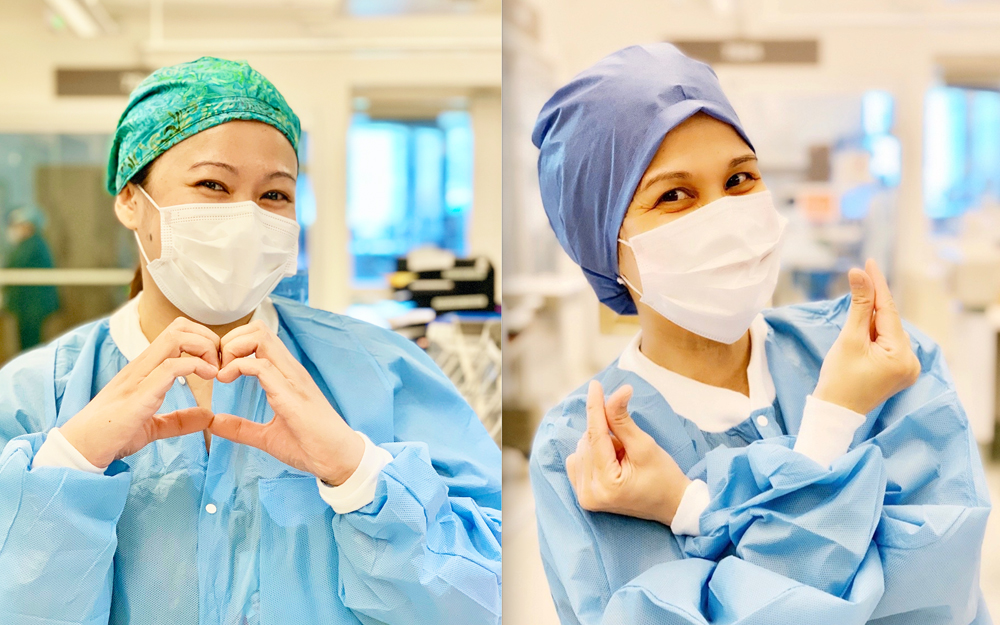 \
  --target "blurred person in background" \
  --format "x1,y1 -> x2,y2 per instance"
3,205 -> 59,350
529,43 -> 990,624
0,57 -> 500,625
